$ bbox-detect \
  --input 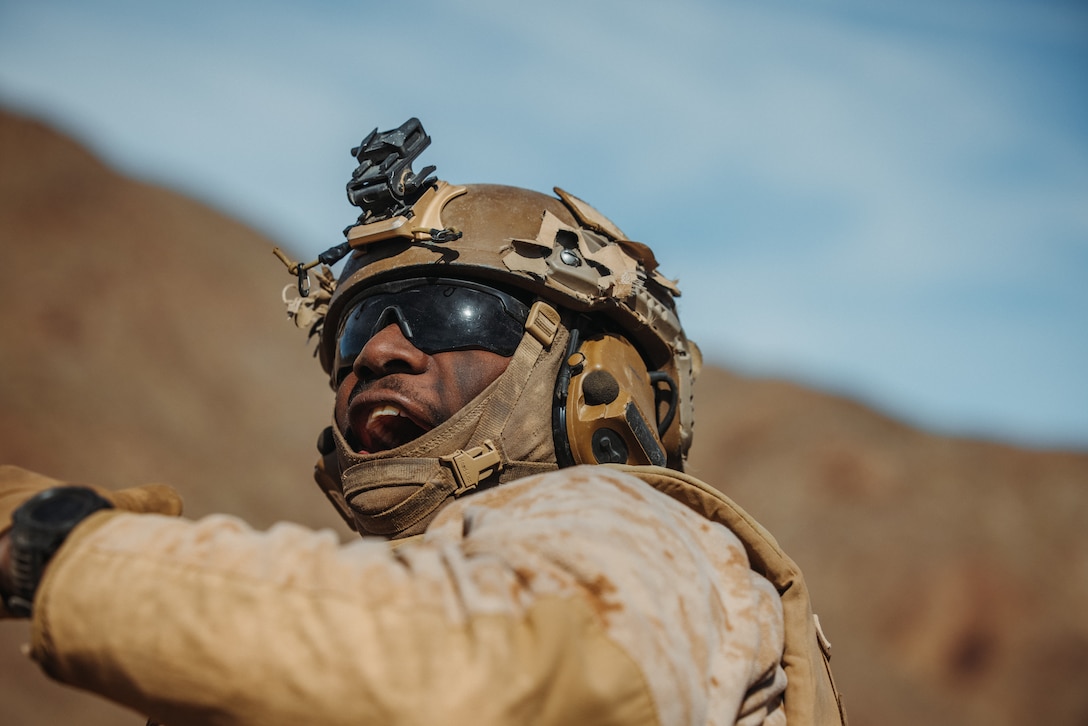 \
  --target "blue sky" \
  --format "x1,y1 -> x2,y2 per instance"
2,0 -> 1086,448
